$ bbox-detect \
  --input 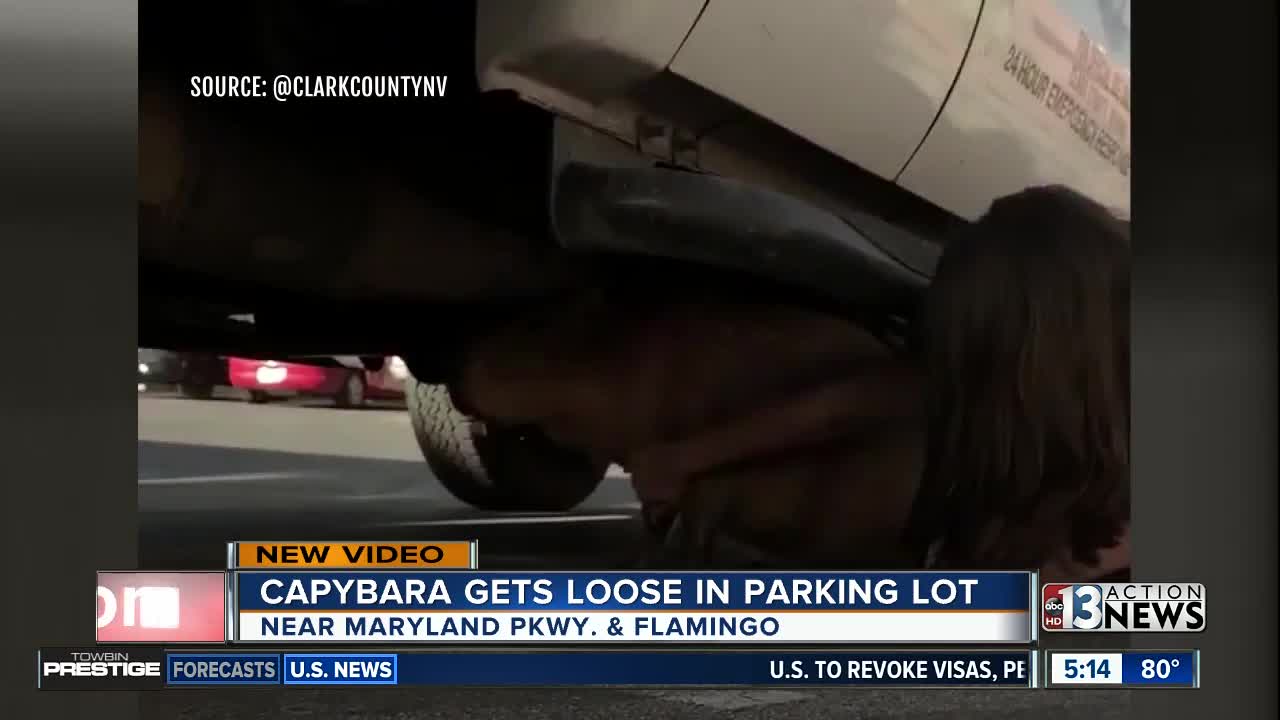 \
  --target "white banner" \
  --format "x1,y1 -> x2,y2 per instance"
236,610 -> 1032,644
